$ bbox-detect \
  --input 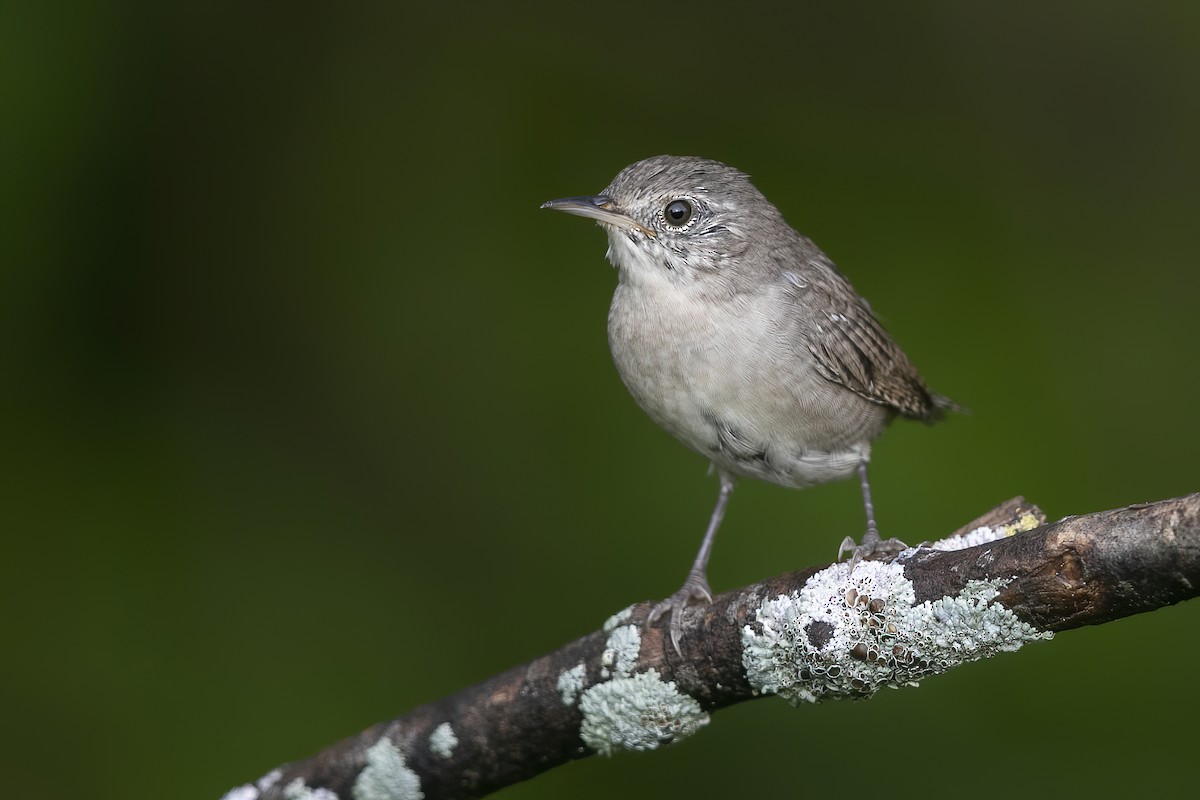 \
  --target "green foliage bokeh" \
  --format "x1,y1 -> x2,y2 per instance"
4,3 -> 1198,798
